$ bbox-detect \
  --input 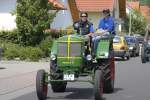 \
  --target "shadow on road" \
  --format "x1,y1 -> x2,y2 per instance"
11,87 -> 123,100
11,87 -> 107,100
47,87 -> 98,100
113,88 -> 124,93
65,87 -> 93,99
0,67 -> 6,70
